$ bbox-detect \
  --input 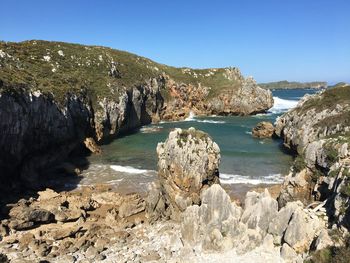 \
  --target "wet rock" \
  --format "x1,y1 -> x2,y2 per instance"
84,137 -> 102,154
156,128 -> 220,219
252,121 -> 275,138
